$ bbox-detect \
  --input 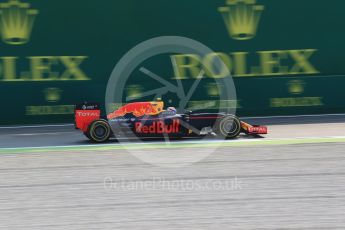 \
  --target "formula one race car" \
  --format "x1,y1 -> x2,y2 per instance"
75,100 -> 267,143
